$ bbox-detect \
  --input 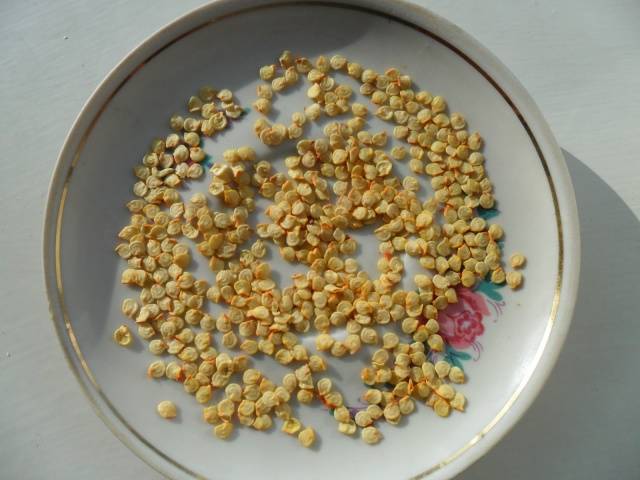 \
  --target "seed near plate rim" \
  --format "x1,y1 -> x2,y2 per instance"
42,1 -> 580,479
